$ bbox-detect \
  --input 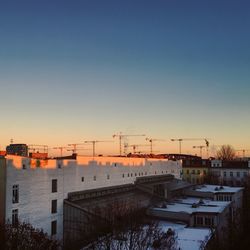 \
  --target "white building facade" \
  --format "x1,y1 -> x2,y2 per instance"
0,155 -> 182,241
